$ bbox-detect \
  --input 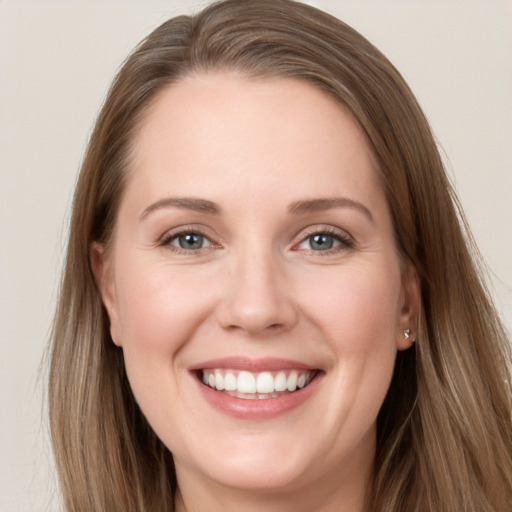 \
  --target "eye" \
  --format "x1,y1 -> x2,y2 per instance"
171,233 -> 208,250
161,230 -> 215,252
303,233 -> 339,251
295,227 -> 354,253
